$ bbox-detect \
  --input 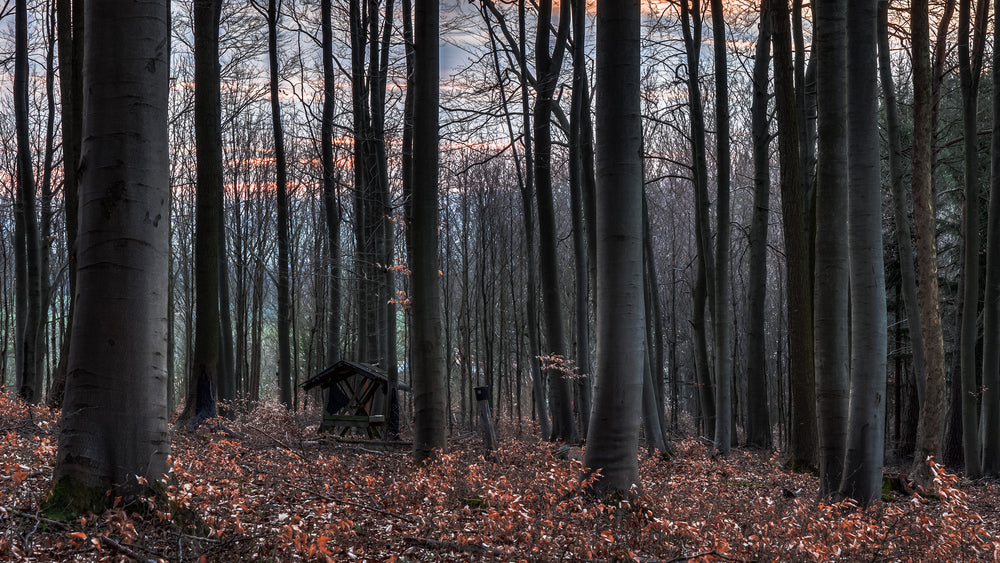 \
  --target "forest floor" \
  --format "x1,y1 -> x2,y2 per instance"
2,395 -> 1000,562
